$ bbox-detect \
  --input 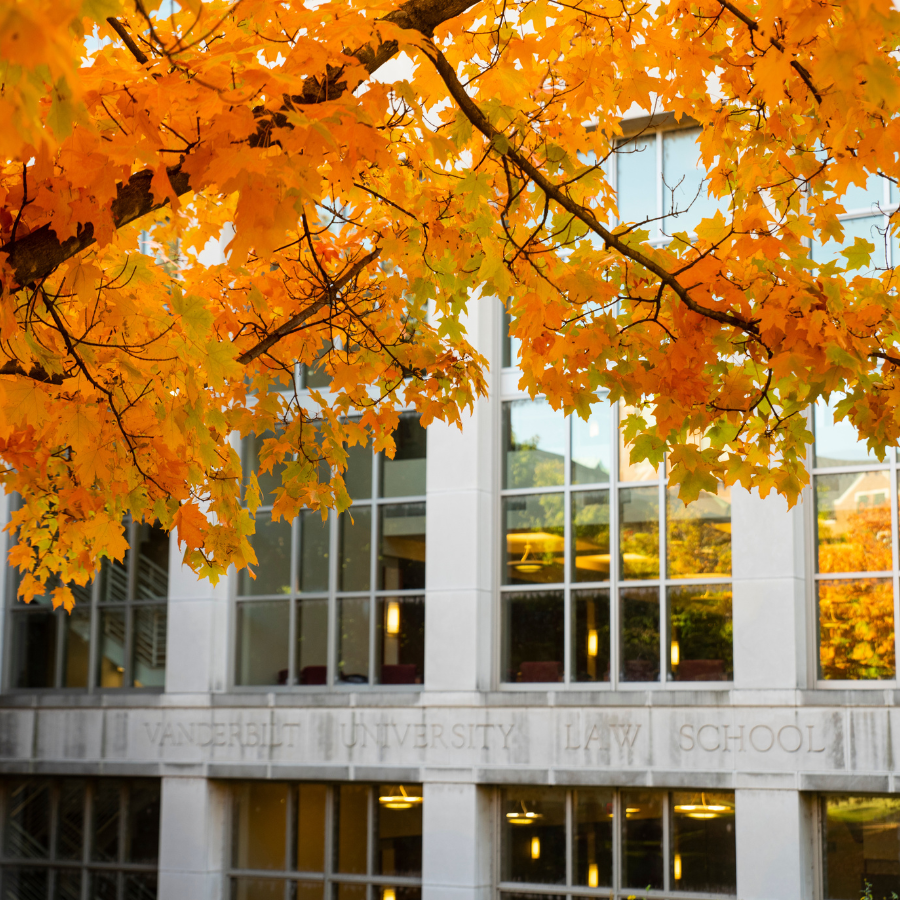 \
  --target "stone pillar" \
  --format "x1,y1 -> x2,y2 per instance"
164,533 -> 231,695
158,776 -> 229,900
424,297 -> 497,692
735,789 -> 816,900
730,487 -> 810,689
422,782 -> 492,900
